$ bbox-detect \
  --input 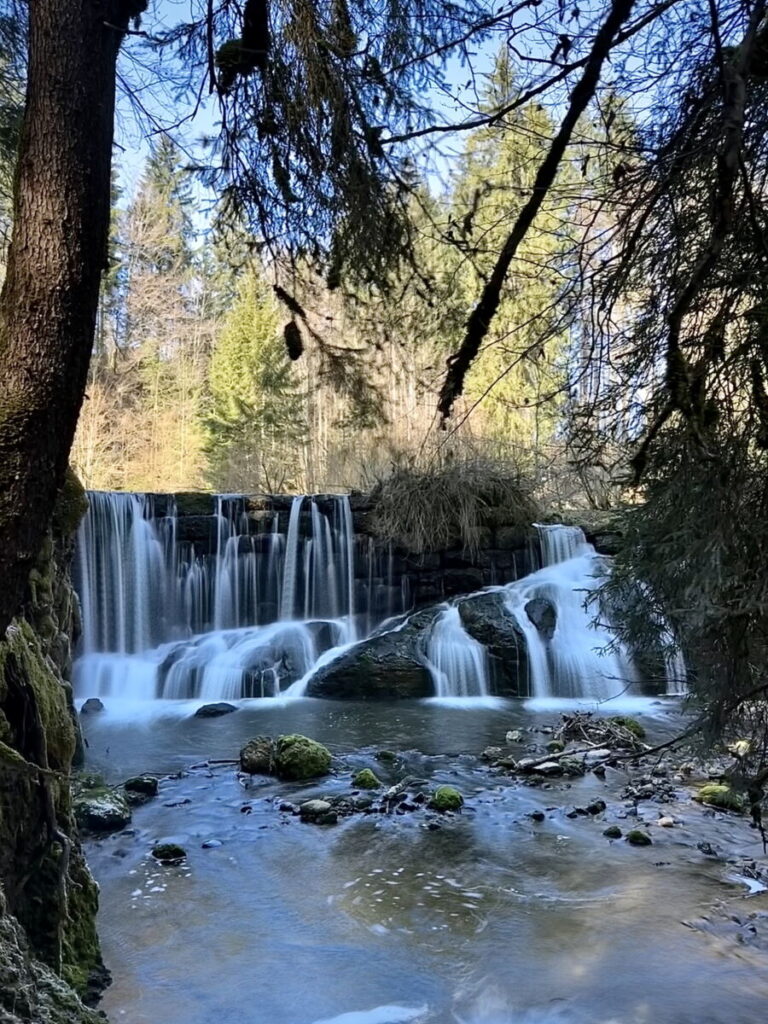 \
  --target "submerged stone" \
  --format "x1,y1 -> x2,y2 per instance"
274,734 -> 332,780
626,830 -> 653,846
194,702 -> 237,717
80,697 -> 104,714
352,768 -> 382,790
429,786 -> 464,812
151,843 -> 187,862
